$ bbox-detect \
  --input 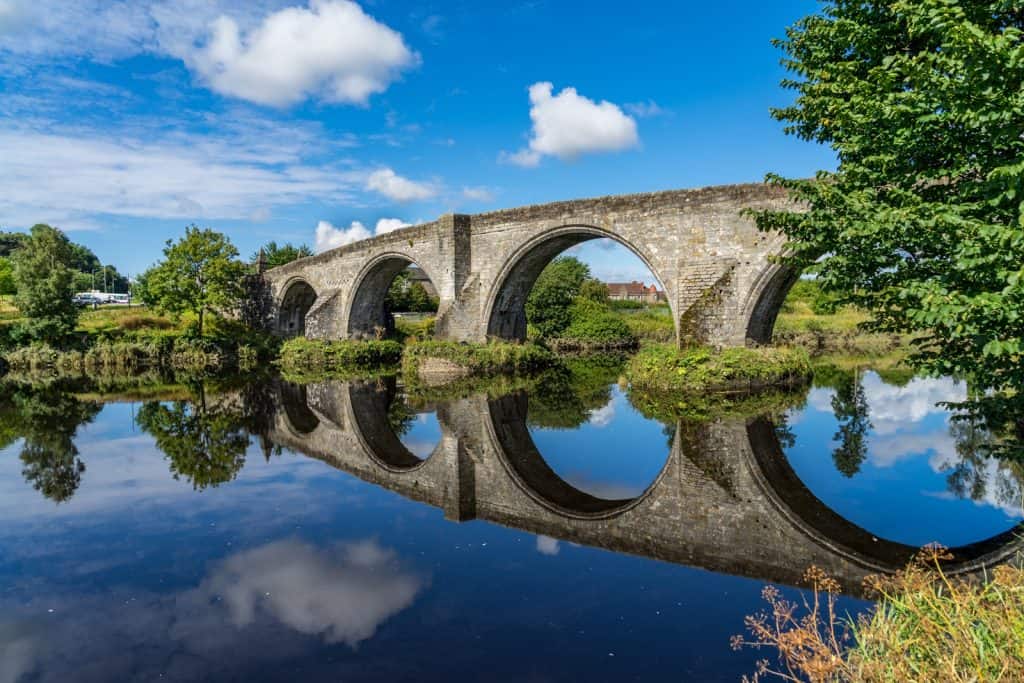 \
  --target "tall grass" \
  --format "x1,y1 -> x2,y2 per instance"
733,546 -> 1024,682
